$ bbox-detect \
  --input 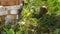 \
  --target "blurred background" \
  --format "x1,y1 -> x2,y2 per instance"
0,0 -> 60,34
